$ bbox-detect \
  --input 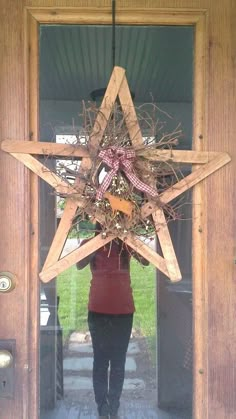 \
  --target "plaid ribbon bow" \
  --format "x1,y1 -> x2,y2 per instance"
96,146 -> 158,199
